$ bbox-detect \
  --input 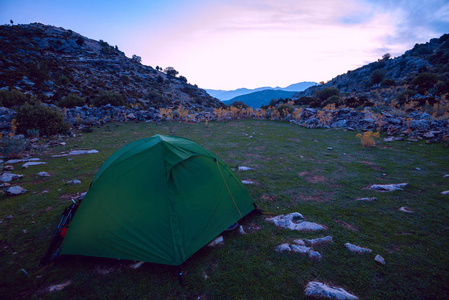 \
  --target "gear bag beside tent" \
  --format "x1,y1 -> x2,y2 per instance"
60,134 -> 256,266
